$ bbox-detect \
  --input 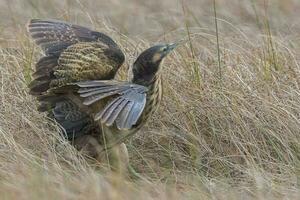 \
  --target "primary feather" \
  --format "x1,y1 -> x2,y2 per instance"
70,80 -> 148,130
